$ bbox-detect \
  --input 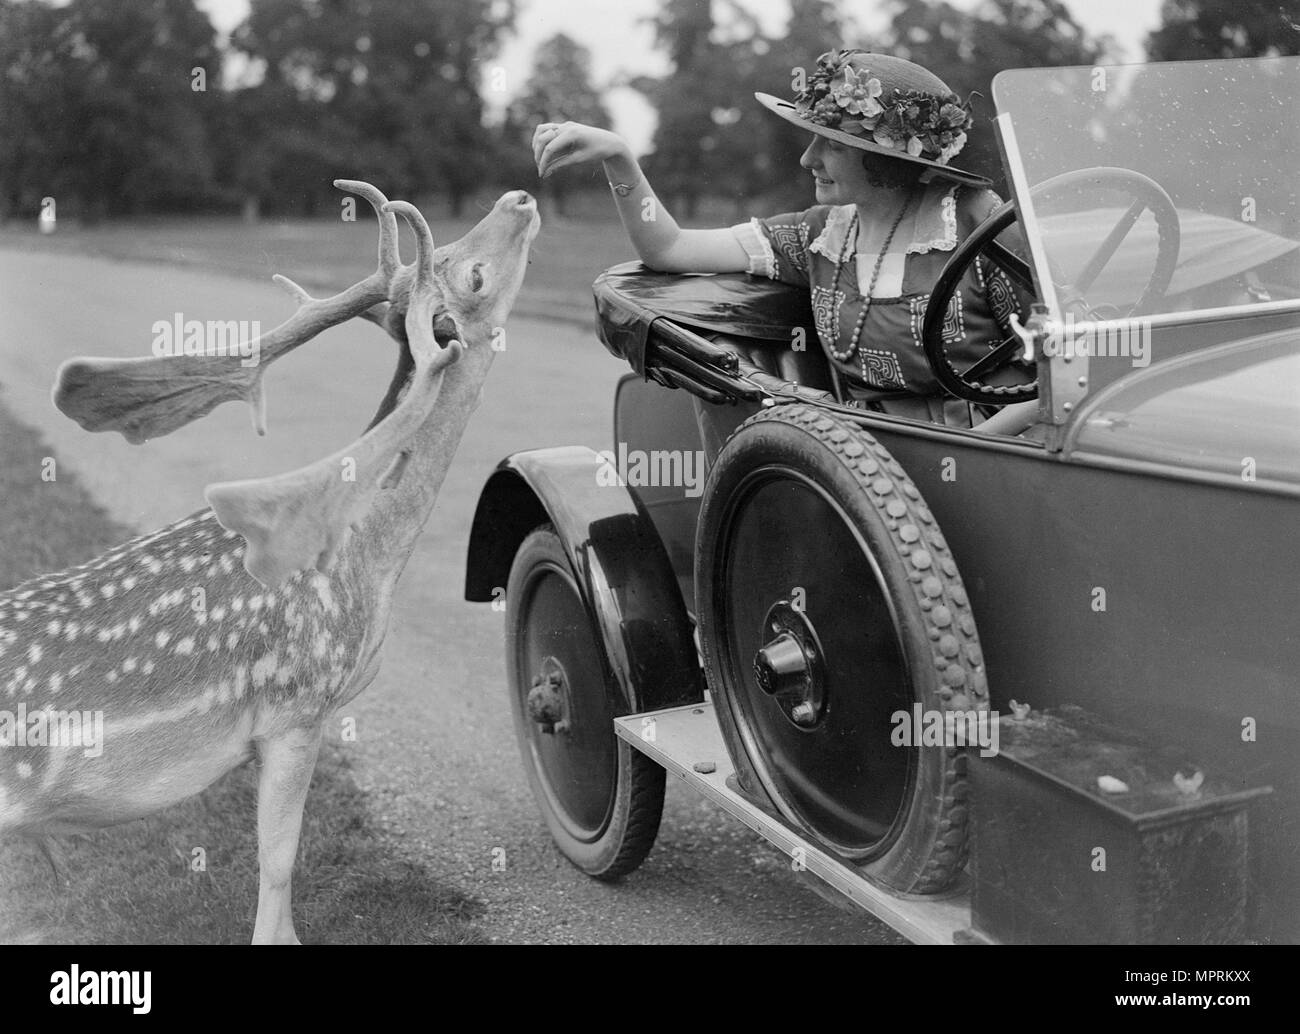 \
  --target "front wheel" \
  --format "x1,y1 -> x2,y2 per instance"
505,525 -> 665,878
